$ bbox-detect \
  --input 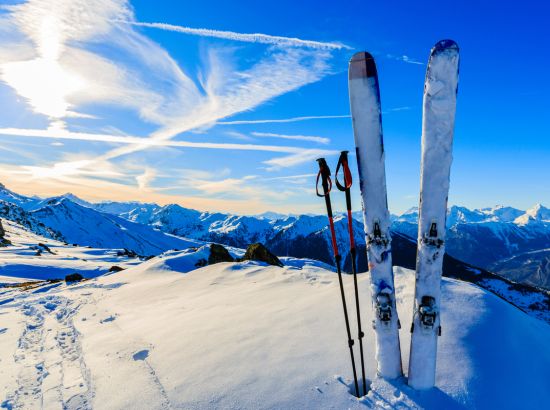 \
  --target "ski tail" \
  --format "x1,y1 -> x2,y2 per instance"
408,39 -> 460,390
